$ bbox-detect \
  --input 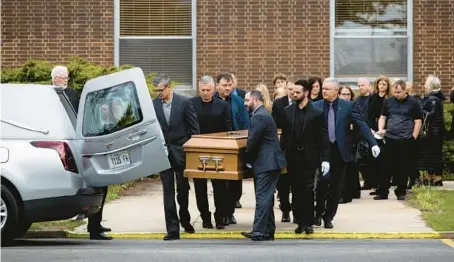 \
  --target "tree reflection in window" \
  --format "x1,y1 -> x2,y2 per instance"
335,0 -> 407,30
82,82 -> 143,137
